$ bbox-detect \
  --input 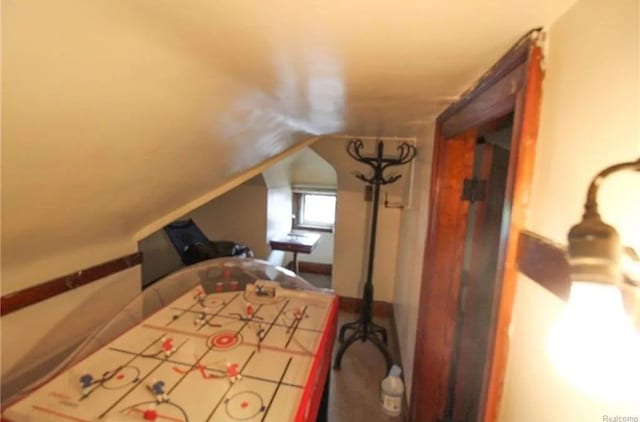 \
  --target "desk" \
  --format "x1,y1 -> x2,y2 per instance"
269,232 -> 321,273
